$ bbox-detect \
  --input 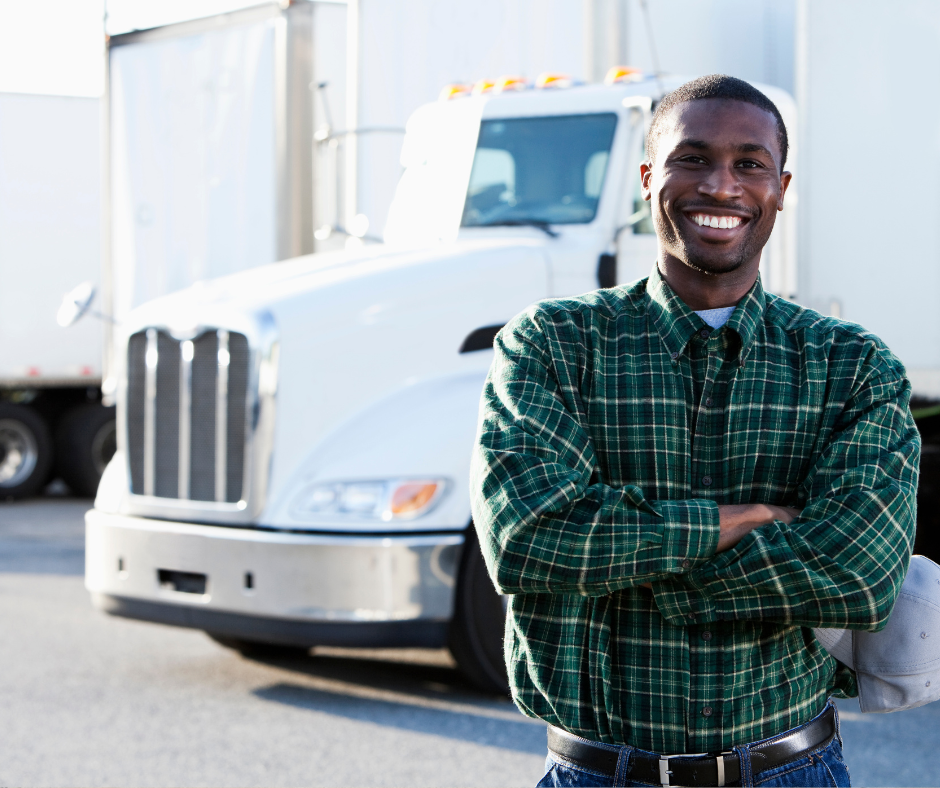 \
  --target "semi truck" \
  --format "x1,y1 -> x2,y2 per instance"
1,0 -> 797,505
82,0 -> 940,692
0,93 -> 114,499
85,71 -> 798,691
